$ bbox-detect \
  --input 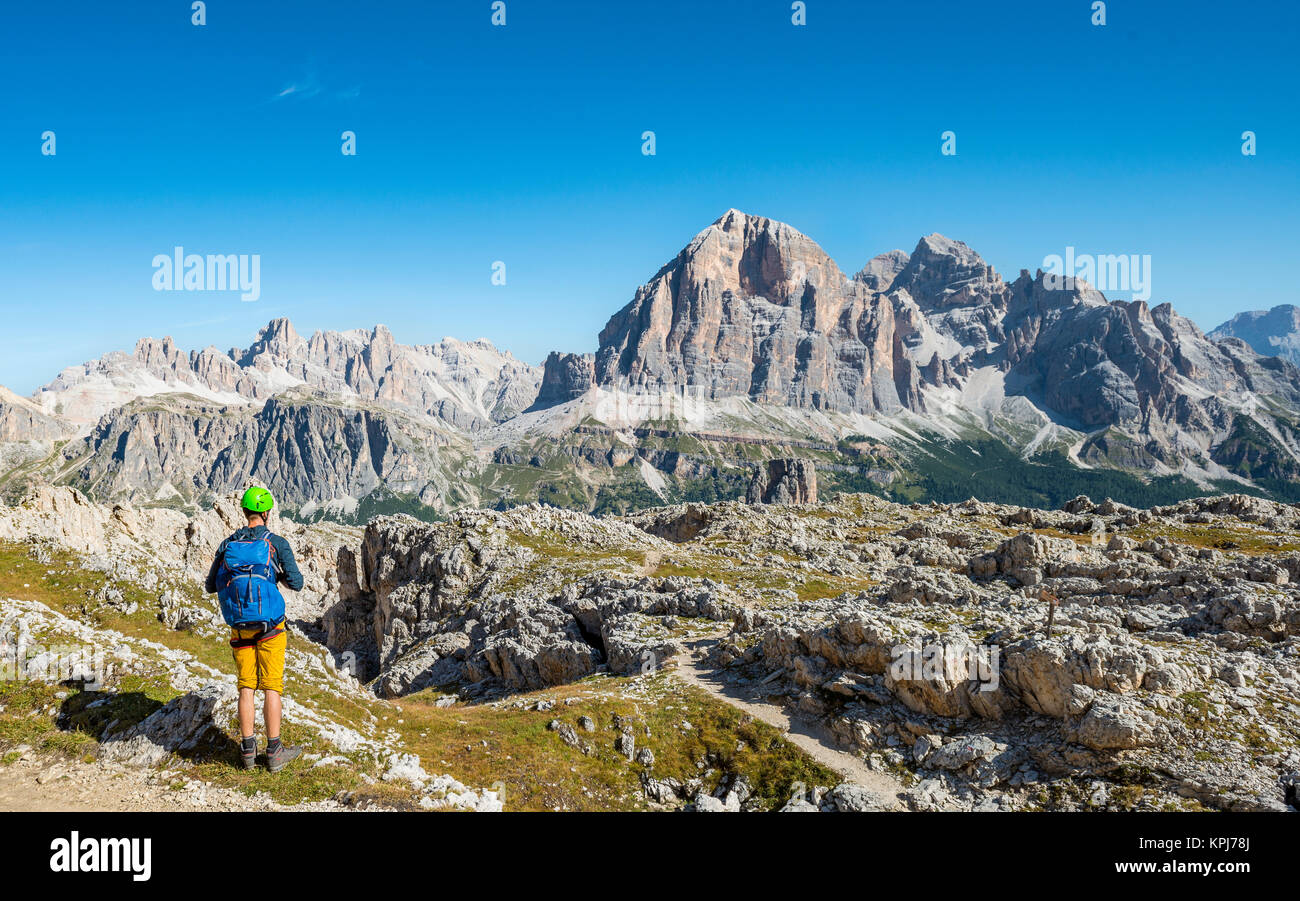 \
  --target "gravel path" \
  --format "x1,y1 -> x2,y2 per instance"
669,638 -> 906,810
